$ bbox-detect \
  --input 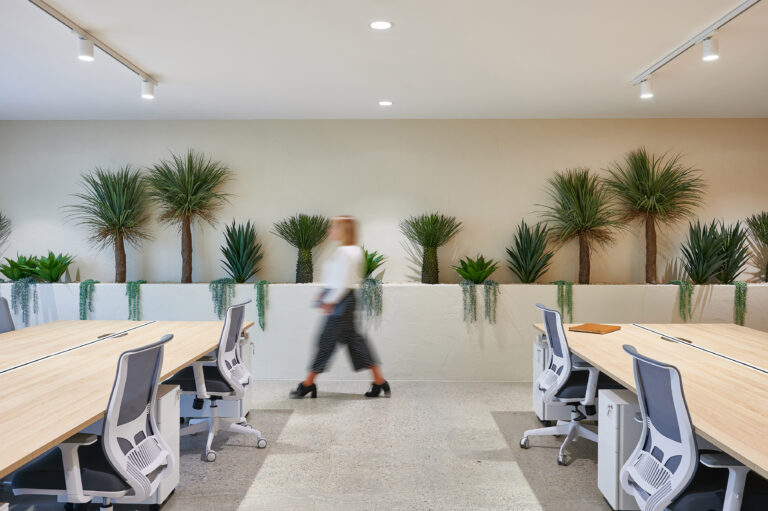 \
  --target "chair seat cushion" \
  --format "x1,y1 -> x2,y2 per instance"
670,464 -> 768,511
165,365 -> 233,393
555,369 -> 623,399
12,438 -> 130,493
